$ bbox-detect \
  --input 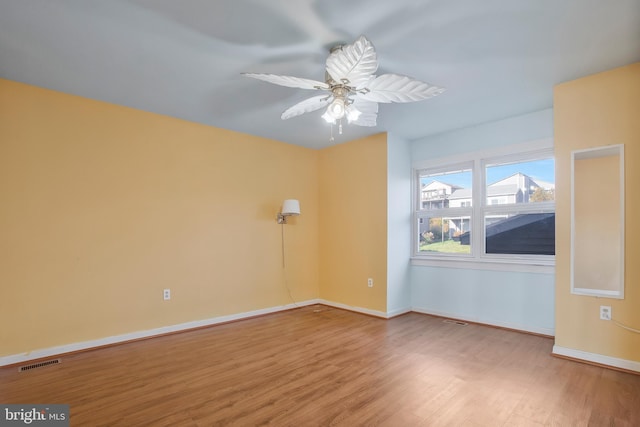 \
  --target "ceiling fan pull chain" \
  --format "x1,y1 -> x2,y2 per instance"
329,124 -> 335,142
338,120 -> 343,135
